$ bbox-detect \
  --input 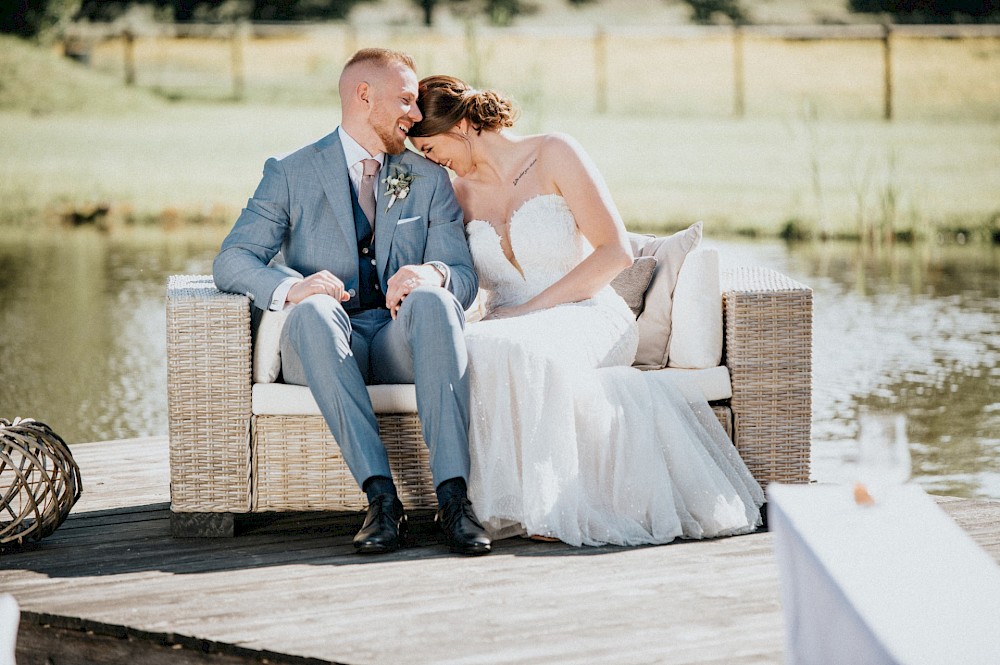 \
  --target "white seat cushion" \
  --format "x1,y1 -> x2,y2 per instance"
653,366 -> 732,401
252,383 -> 418,416
251,366 -> 732,416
